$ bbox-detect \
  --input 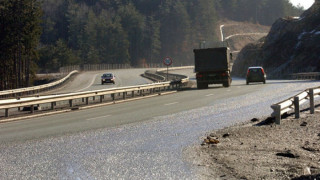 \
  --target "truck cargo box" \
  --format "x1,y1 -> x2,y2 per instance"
194,47 -> 230,73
